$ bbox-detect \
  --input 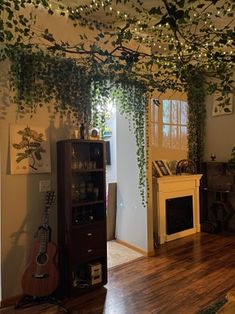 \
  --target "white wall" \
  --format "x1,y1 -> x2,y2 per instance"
105,109 -> 117,185
0,148 -> 2,302
0,60 -> 73,299
115,111 -> 147,251
204,94 -> 235,162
